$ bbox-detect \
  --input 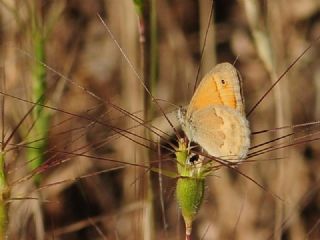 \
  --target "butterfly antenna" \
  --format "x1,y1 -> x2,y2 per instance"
233,55 -> 240,66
